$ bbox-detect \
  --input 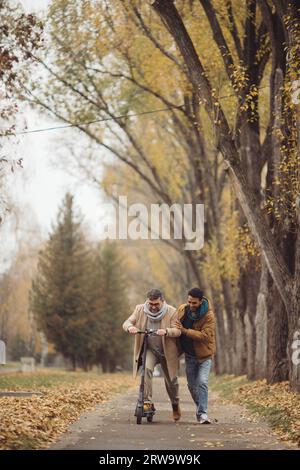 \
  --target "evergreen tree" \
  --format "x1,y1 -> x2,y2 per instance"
92,241 -> 131,373
30,193 -> 97,370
